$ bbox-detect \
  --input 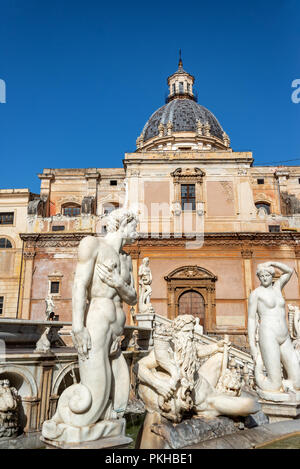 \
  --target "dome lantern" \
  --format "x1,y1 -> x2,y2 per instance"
167,52 -> 195,103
